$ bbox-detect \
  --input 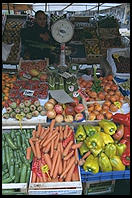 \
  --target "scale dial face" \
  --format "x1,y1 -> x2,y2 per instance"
51,19 -> 74,43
